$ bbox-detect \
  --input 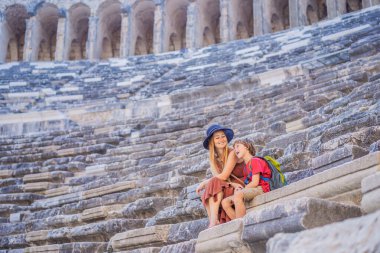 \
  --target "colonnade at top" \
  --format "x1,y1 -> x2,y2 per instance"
0,0 -> 378,63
